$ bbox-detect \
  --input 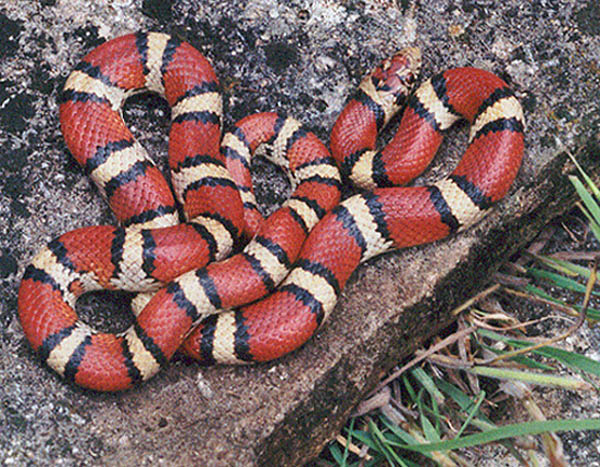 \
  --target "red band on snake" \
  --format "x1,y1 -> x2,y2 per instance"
18,32 -> 524,391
